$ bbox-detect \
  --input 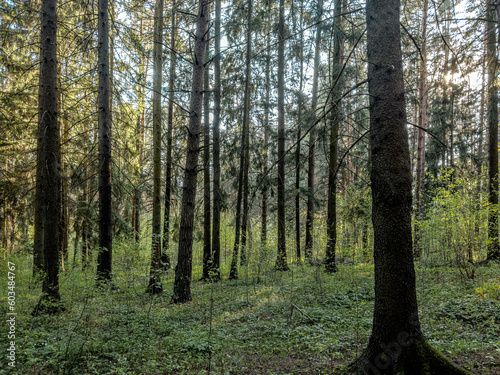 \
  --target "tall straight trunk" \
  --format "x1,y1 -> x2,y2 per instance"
305,0 -> 323,263
413,0 -> 429,258
294,0 -> 304,262
172,0 -> 209,303
33,0 -> 61,314
211,0 -> 221,280
240,0 -> 252,267
202,25 -> 212,280
162,0 -> 177,270
96,0 -> 113,283
275,0 -> 289,271
261,16 -> 271,249
350,0 -> 470,372
33,119 -> 44,278
229,0 -> 252,278
147,0 -> 164,294
325,0 -> 343,273
487,0 -> 500,261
